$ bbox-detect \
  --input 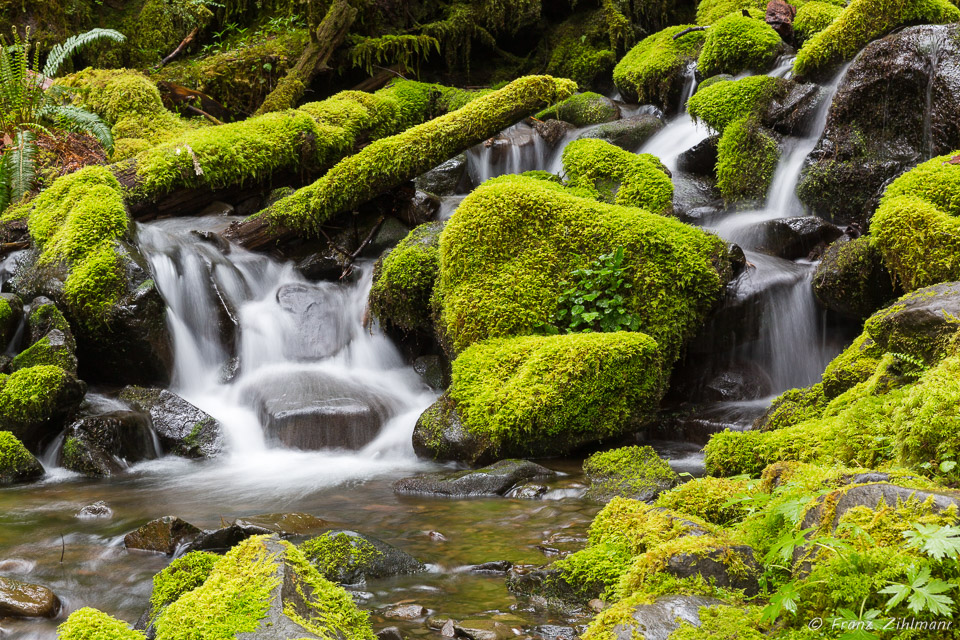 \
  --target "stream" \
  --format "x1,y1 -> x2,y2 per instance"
2,65 -> 853,639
